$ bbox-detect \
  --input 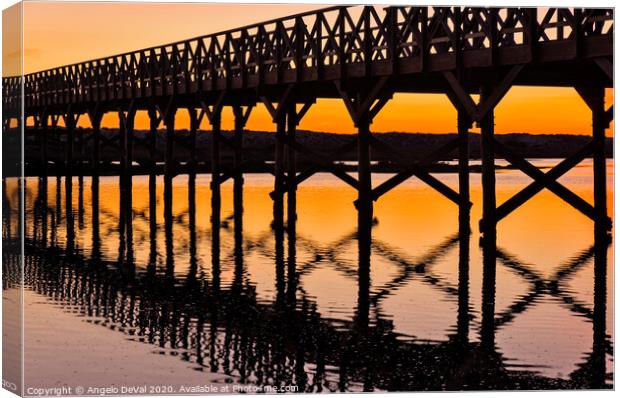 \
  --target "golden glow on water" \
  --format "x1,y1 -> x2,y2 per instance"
3,159 -> 613,387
